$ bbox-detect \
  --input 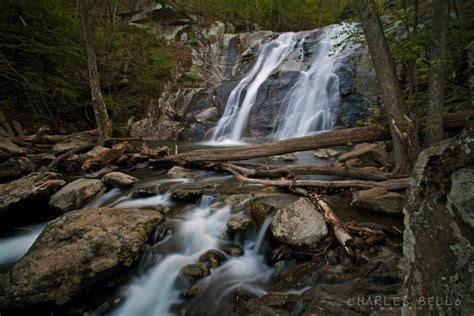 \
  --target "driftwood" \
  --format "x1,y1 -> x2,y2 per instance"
222,162 -> 404,181
81,142 -> 131,173
222,165 -> 410,190
160,111 -> 472,164
47,143 -> 95,171
19,129 -> 99,144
